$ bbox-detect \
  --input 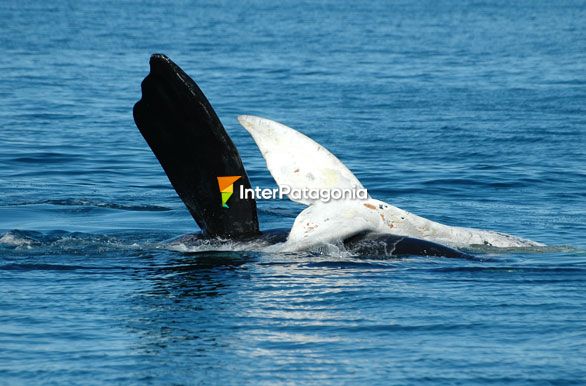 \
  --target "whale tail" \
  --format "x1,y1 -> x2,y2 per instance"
133,54 -> 259,238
